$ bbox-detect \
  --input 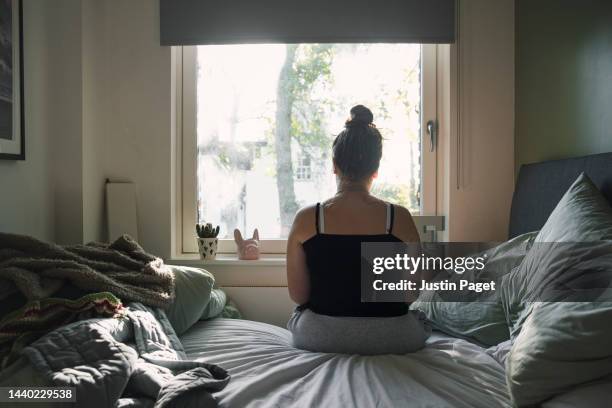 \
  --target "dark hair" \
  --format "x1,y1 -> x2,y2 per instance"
332,105 -> 383,181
